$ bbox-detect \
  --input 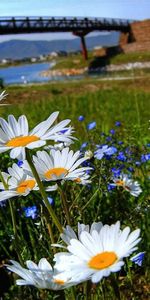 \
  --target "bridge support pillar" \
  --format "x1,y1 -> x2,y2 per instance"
80,35 -> 88,60
73,30 -> 91,60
